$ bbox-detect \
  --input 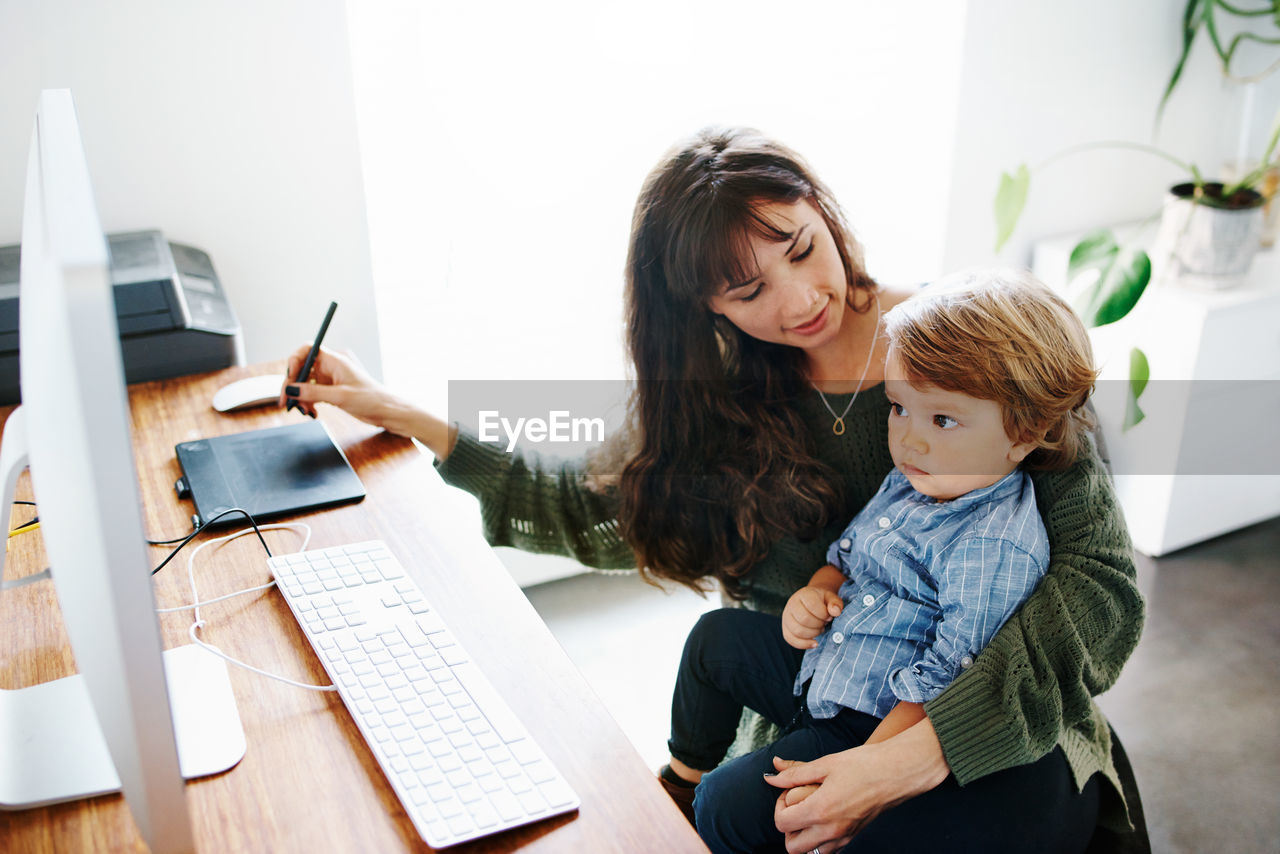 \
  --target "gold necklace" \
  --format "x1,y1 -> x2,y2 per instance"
813,292 -> 881,436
